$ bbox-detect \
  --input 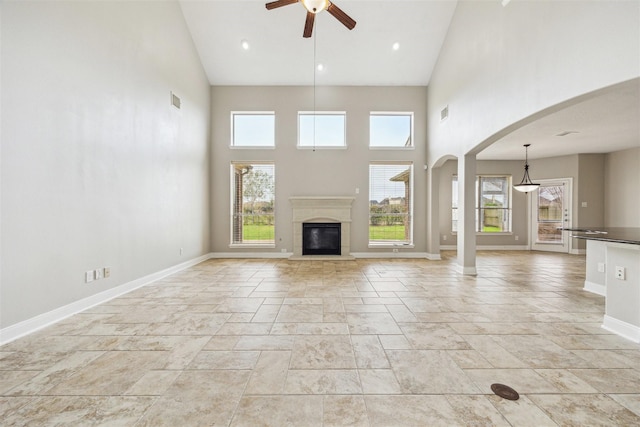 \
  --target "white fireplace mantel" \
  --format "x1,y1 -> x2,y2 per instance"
289,197 -> 355,260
